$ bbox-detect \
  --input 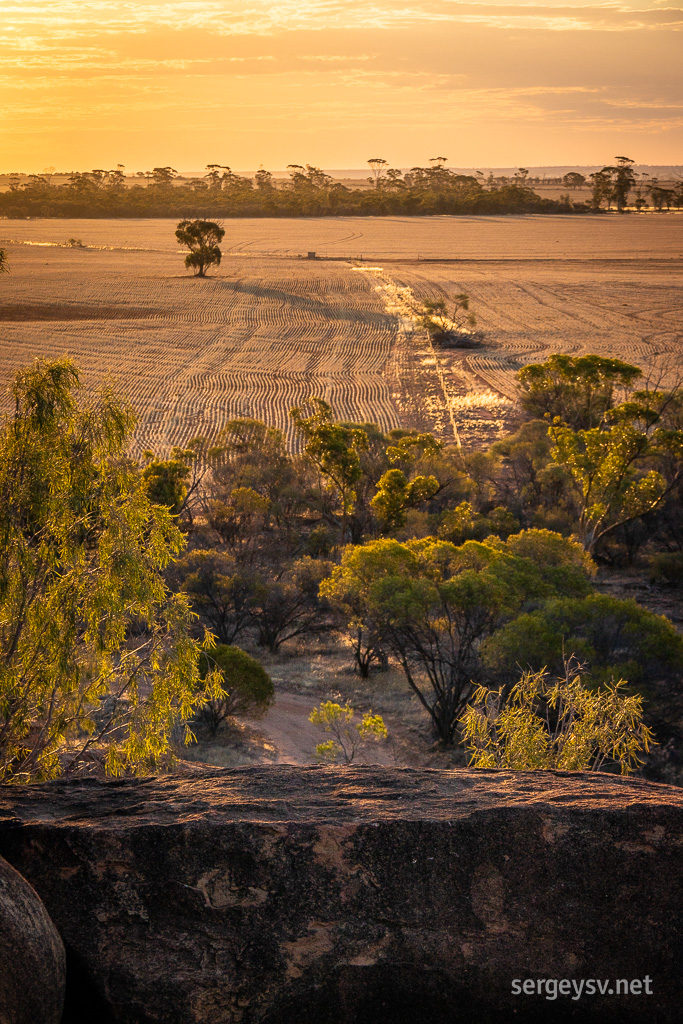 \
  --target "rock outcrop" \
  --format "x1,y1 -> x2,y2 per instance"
0,766 -> 682,1024
0,854 -> 65,1024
